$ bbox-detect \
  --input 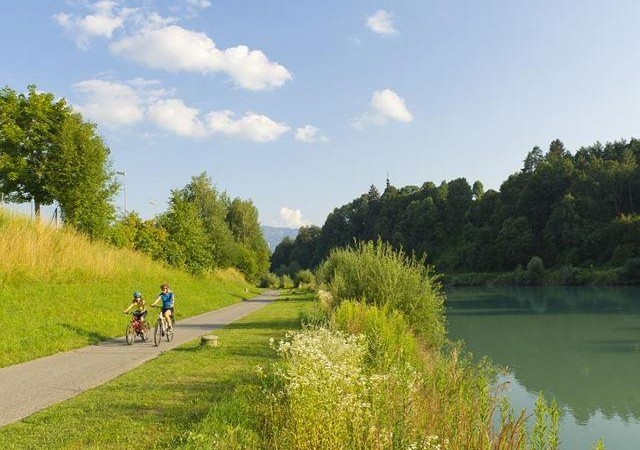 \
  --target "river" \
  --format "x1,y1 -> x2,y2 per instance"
445,286 -> 640,449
